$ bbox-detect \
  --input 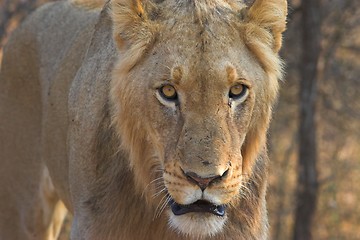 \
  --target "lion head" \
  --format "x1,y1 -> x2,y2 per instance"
109,0 -> 287,238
